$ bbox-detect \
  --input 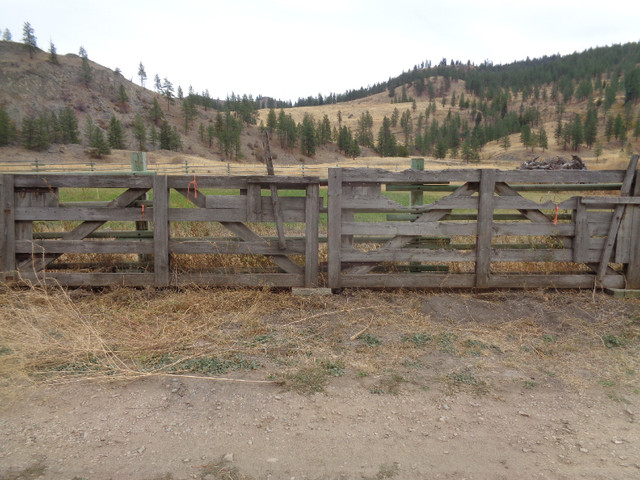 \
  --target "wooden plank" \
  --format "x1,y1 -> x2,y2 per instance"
494,170 -> 626,184
580,197 -> 640,205
269,182 -> 288,249
386,183 -> 623,192
246,183 -> 262,222
0,175 -> 16,275
475,169 -> 496,288
18,272 -> 155,287
596,154 -> 638,284
339,168 -> 625,185
153,175 -> 170,286
492,249 -> 573,262
492,223 -> 576,236
169,240 -> 305,255
339,273 -> 477,288
327,168 -> 343,288
626,158 -> 640,288
573,200 -> 590,262
13,174 -> 154,189
167,175 -> 320,190
341,248 -> 477,263
305,183 -> 320,287
341,221 -> 477,236
16,239 -> 154,254
15,206 -> 149,221
489,274 -> 625,289
173,272 -> 305,287
341,168 -> 482,183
